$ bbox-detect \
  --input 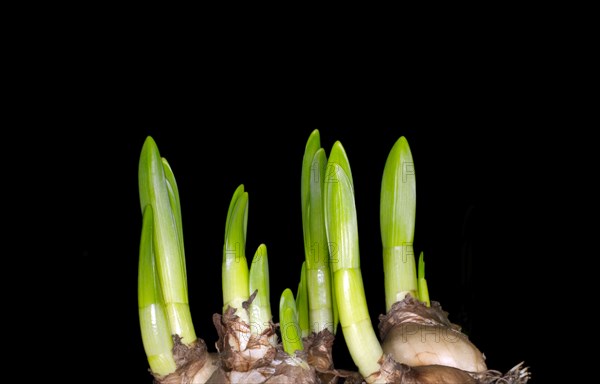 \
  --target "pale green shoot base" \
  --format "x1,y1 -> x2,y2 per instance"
335,269 -> 382,379
139,304 -> 177,376
138,204 -> 178,375
165,302 -> 197,345
383,245 -> 417,309
307,268 -> 334,332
